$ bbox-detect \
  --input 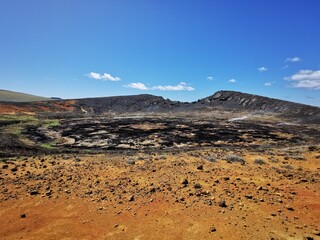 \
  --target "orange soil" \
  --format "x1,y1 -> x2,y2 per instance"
0,149 -> 319,240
